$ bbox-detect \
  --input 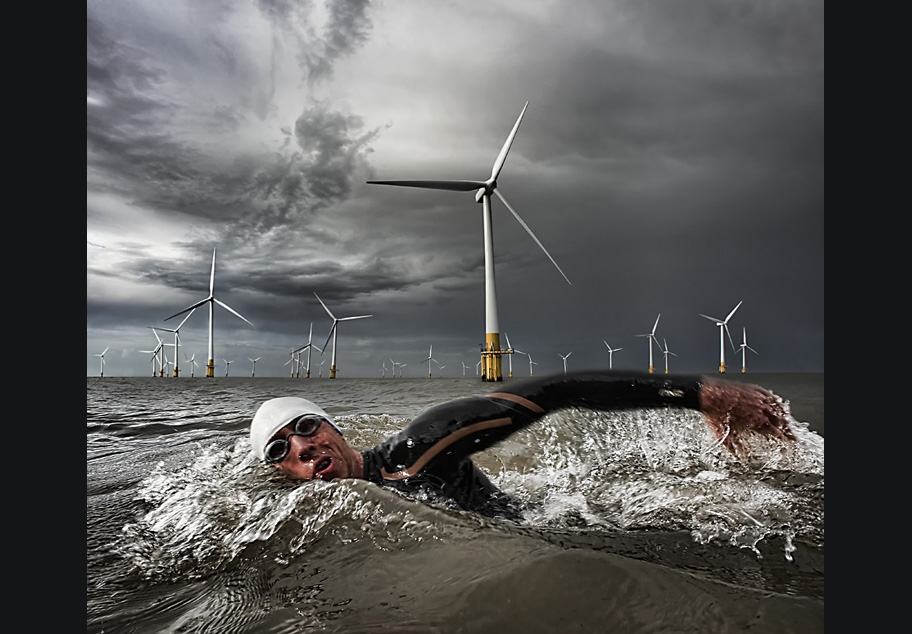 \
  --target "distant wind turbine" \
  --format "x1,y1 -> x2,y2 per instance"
94,347 -> 109,377
315,293 -> 372,379
224,359 -> 233,376
249,356 -> 261,377
559,351 -> 572,375
461,360 -> 469,376
186,352 -> 199,377
504,332 -> 517,378
699,301 -> 742,373
165,248 -> 253,377
294,322 -> 320,378
154,309 -> 195,377
150,328 -> 166,376
367,101 -> 571,382
737,327 -> 759,373
635,314 -> 662,374
660,338 -> 678,374
602,341 -> 622,369
139,347 -> 160,377
524,352 -> 539,376
319,358 -> 326,378
421,345 -> 438,378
